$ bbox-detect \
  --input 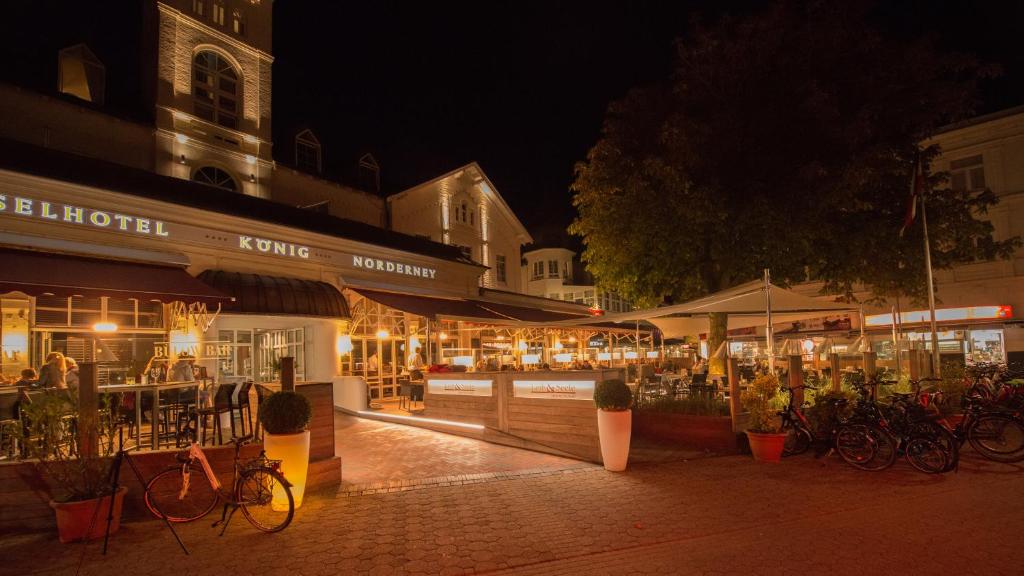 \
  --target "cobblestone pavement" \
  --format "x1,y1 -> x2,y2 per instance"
4,451 -> 1023,576
334,413 -> 594,487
